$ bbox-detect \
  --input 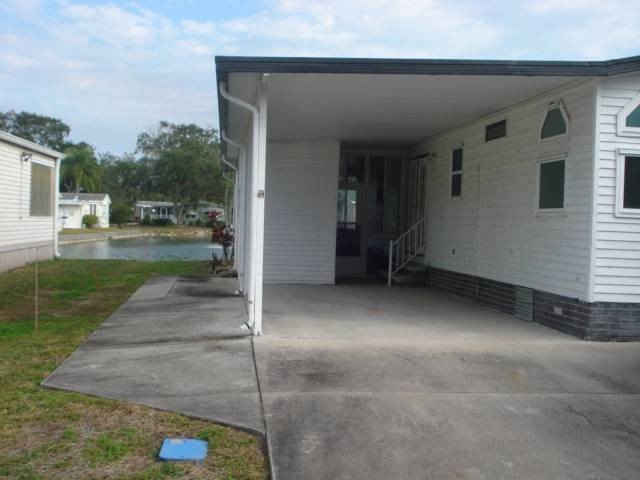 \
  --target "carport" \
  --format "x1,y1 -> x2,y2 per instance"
216,55 -> 640,340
